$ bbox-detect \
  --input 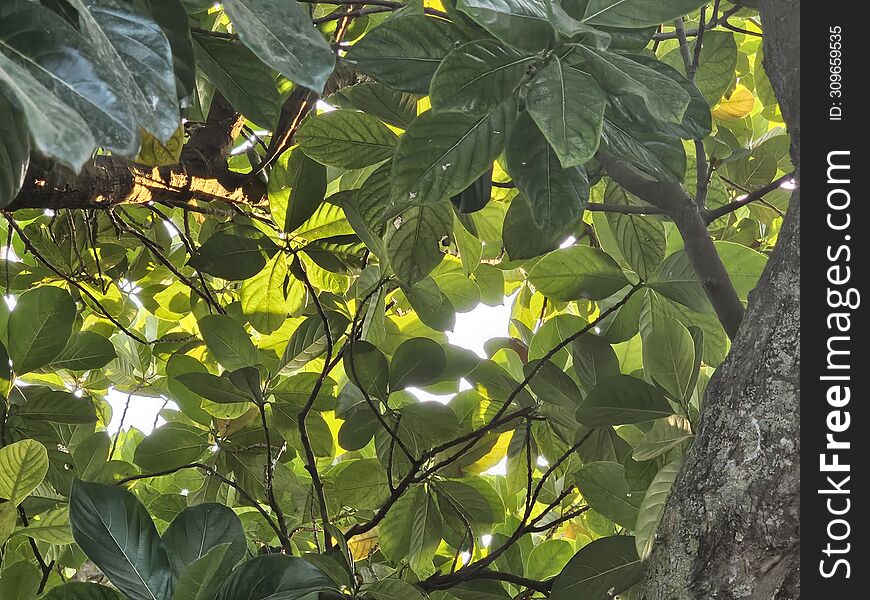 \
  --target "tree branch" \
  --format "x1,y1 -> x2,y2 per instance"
597,154 -> 745,338
705,172 -> 794,223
